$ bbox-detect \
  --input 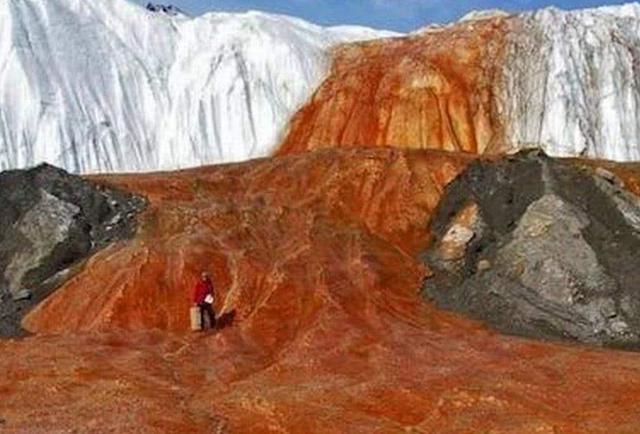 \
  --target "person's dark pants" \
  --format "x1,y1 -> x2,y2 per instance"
198,303 -> 216,329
